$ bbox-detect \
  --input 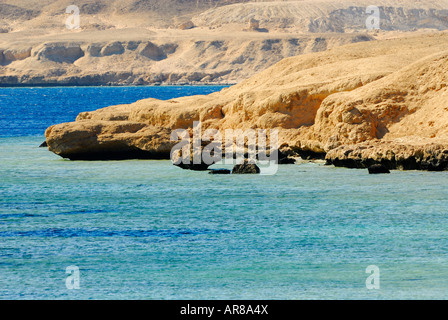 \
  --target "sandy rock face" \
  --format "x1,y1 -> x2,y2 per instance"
0,33 -> 373,86
45,33 -> 448,170
101,42 -> 125,56
178,21 -> 195,30
327,141 -> 448,171
45,121 -> 175,160
33,43 -> 85,63
193,0 -> 448,32
1,48 -> 32,64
